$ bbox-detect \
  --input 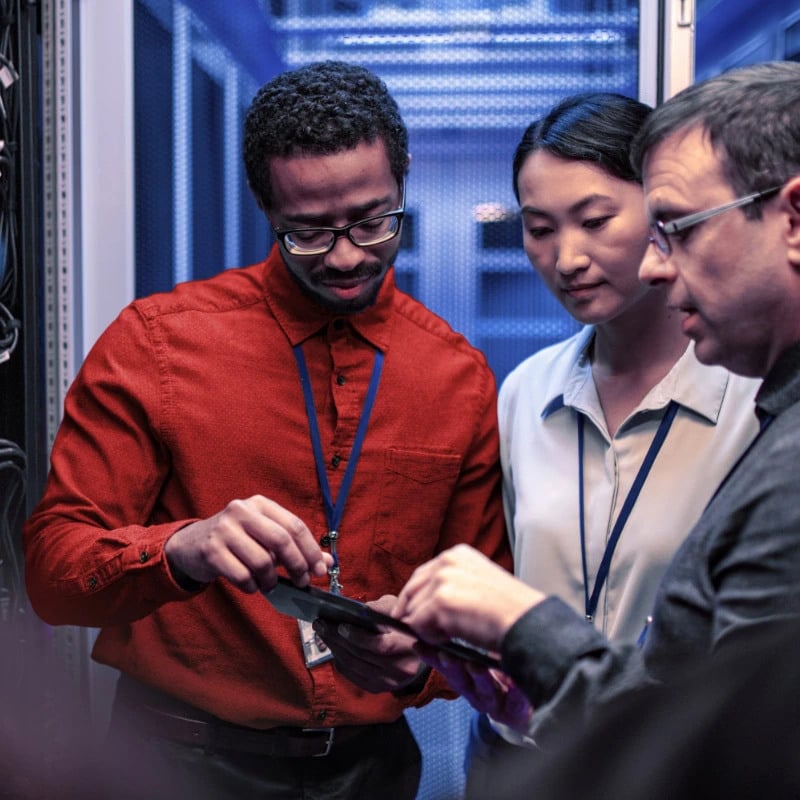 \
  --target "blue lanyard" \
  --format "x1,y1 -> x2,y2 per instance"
292,343 -> 384,594
578,400 -> 679,621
